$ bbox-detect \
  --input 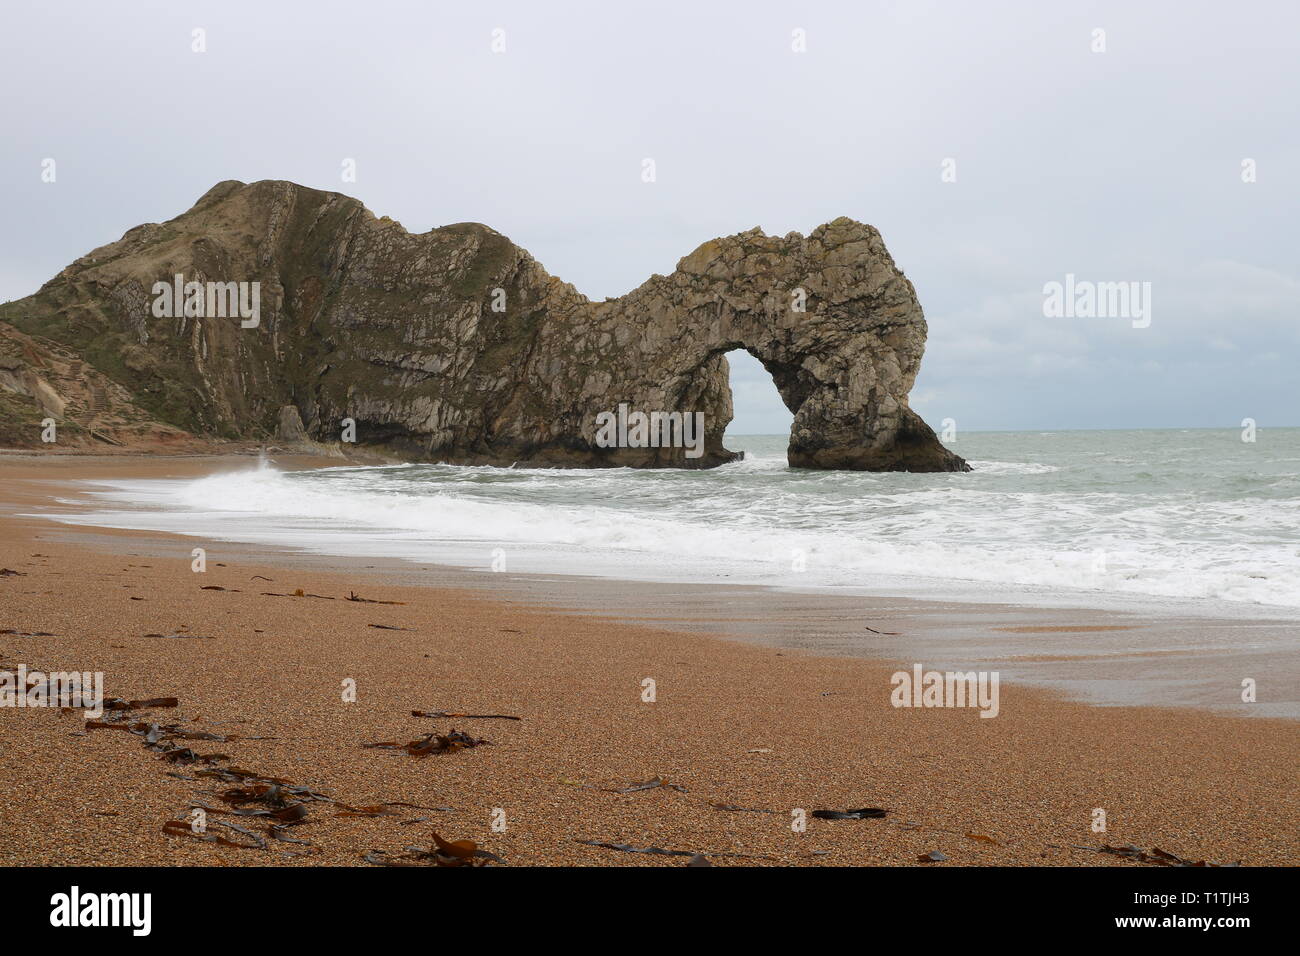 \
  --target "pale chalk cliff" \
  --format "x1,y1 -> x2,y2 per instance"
0,180 -> 968,471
